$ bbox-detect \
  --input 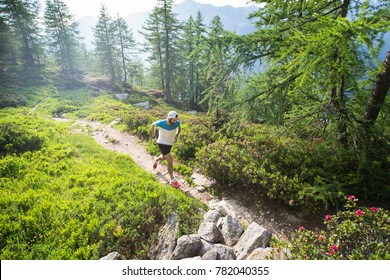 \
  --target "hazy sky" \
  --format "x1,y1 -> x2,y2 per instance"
39,0 -> 255,19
